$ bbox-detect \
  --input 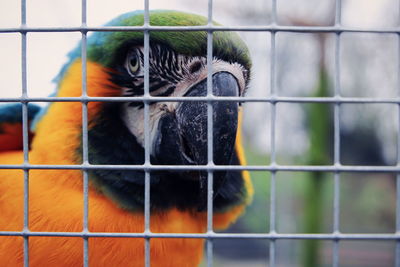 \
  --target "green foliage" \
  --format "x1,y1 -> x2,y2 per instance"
340,173 -> 396,233
307,70 -> 332,166
302,68 -> 332,267
243,148 -> 270,232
